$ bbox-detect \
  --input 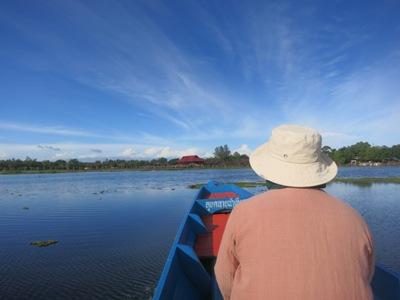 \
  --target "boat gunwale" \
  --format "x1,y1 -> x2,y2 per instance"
153,181 -> 400,300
